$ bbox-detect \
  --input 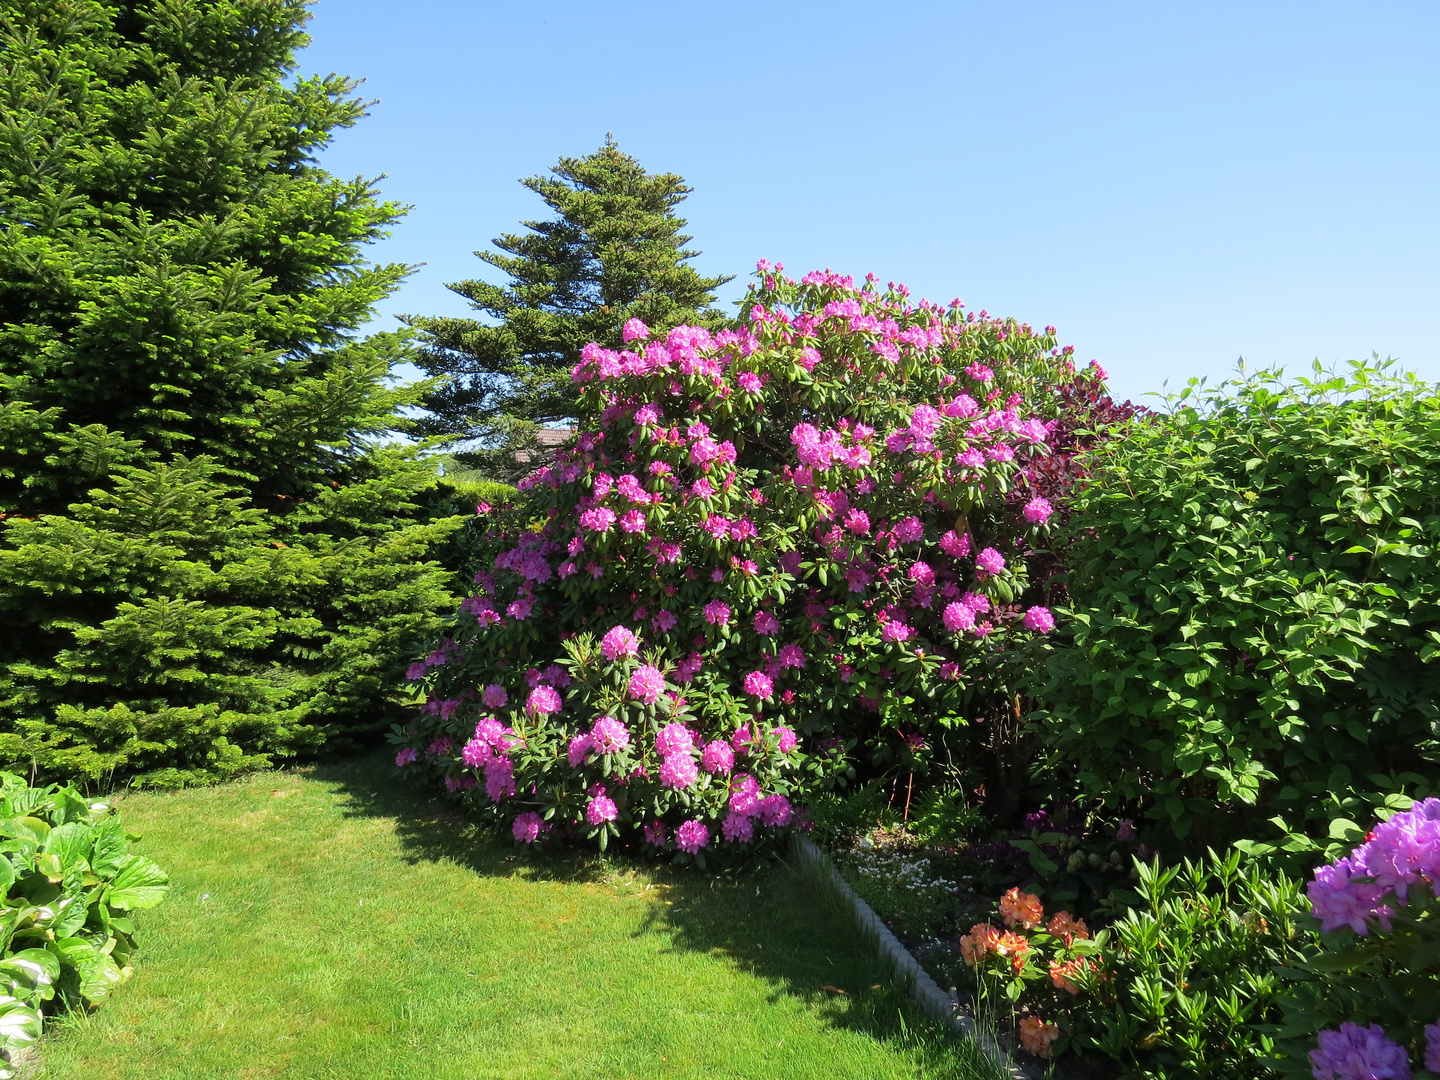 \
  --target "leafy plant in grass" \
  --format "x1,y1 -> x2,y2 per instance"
397,262 -> 1118,856
1040,361 -> 1440,859
962,851 -> 1315,1078
0,771 -> 168,1075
